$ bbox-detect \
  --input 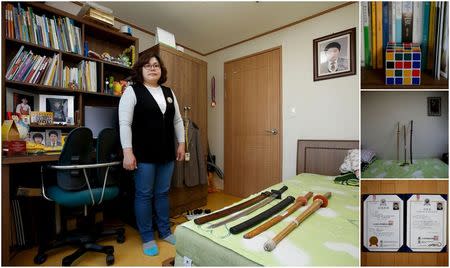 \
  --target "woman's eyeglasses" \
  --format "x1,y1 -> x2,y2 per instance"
143,64 -> 160,70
